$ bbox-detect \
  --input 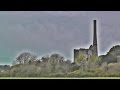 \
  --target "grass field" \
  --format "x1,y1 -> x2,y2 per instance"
0,77 -> 120,79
